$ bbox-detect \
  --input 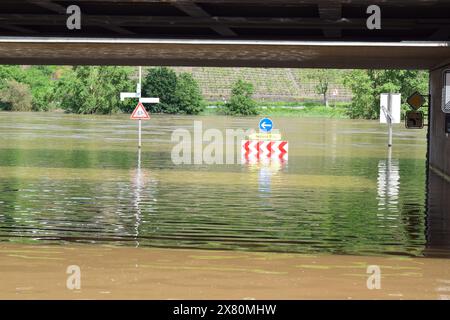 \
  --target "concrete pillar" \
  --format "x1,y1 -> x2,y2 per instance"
426,65 -> 450,256
426,170 -> 450,256
429,65 -> 450,179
